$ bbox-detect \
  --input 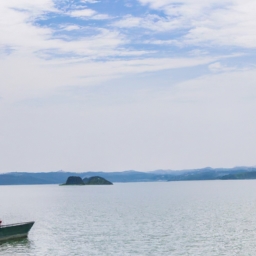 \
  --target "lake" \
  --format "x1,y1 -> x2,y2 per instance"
1,180 -> 256,255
